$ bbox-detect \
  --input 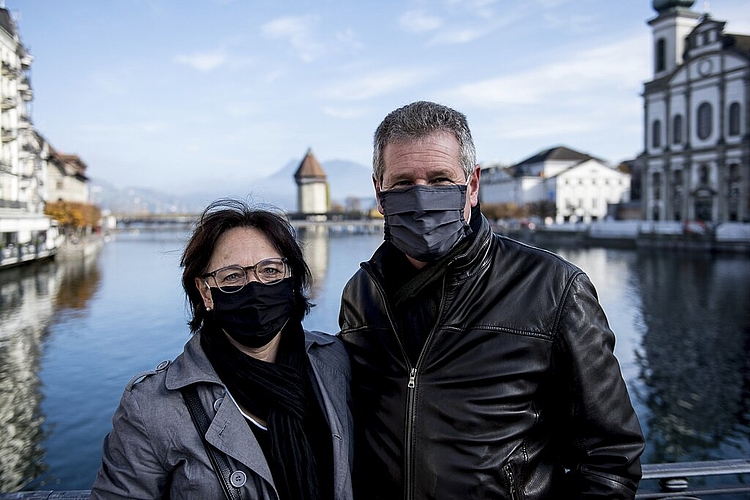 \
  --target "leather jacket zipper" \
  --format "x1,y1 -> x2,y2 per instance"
362,262 -> 453,500
405,367 -> 418,500
504,464 -> 520,500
